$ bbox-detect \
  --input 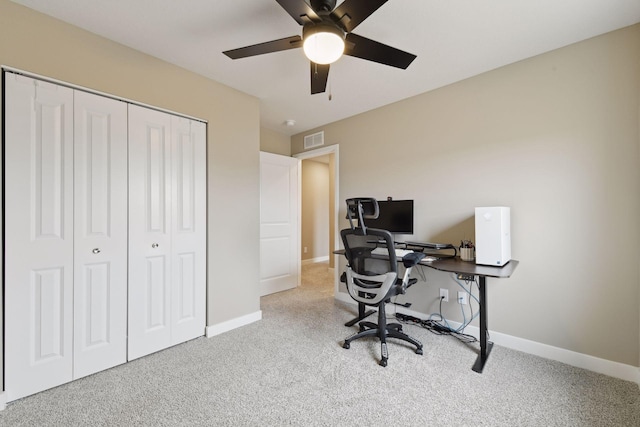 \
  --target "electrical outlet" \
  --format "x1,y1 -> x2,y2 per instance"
458,291 -> 468,305
439,288 -> 449,302
303,247 -> 308,253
